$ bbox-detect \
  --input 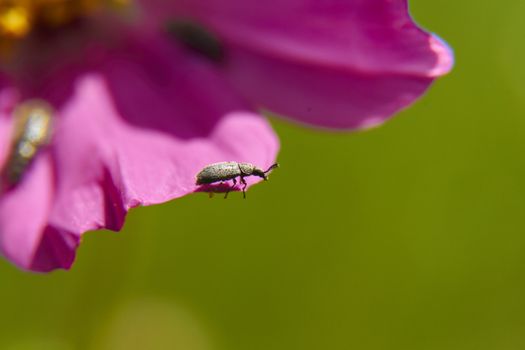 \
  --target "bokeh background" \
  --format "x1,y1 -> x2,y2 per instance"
1,1 -> 525,349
